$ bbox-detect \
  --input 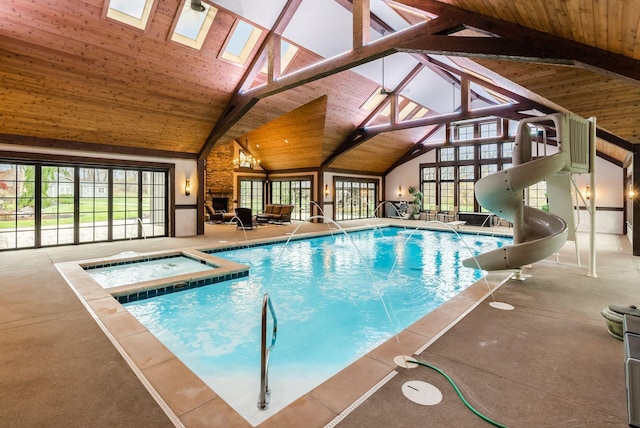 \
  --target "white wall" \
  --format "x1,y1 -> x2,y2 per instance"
573,157 -> 624,234
385,149 -> 436,202
174,159 -> 198,237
